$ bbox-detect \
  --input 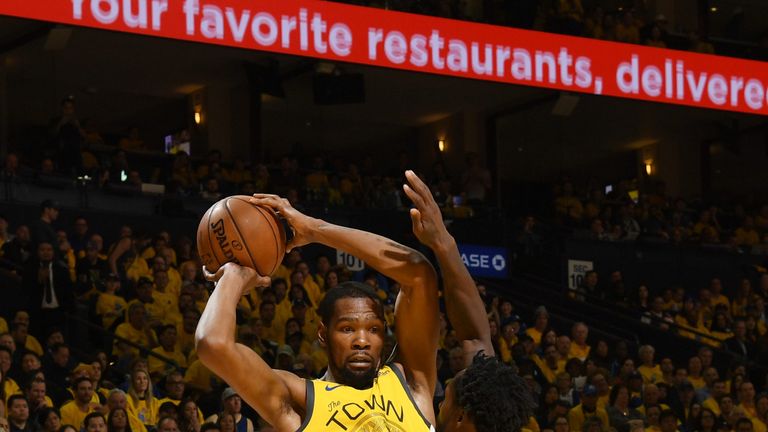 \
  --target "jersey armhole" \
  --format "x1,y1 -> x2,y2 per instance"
387,363 -> 434,430
295,380 -> 315,432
